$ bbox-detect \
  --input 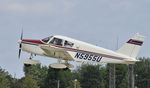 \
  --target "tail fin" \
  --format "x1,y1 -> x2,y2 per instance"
117,33 -> 145,58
